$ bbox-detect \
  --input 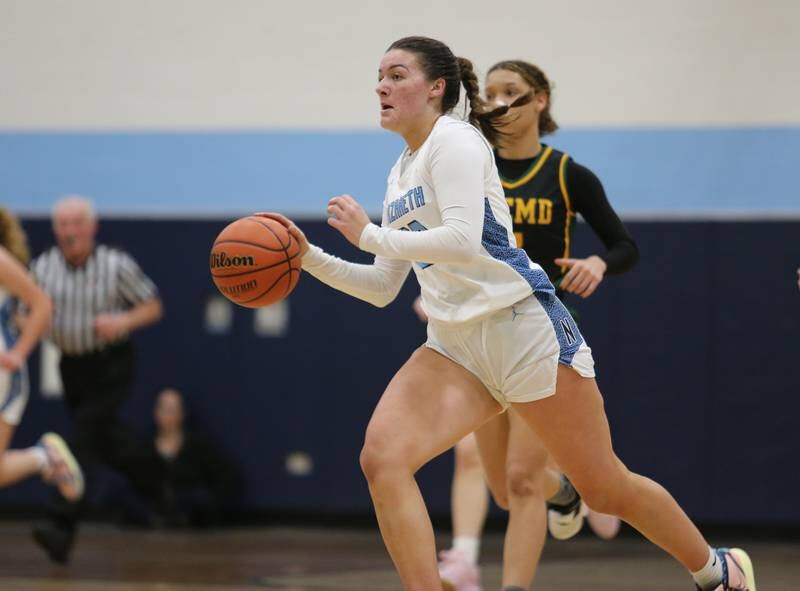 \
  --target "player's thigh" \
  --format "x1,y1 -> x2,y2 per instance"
511,365 -> 624,499
453,432 -> 483,471
362,346 -> 503,474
